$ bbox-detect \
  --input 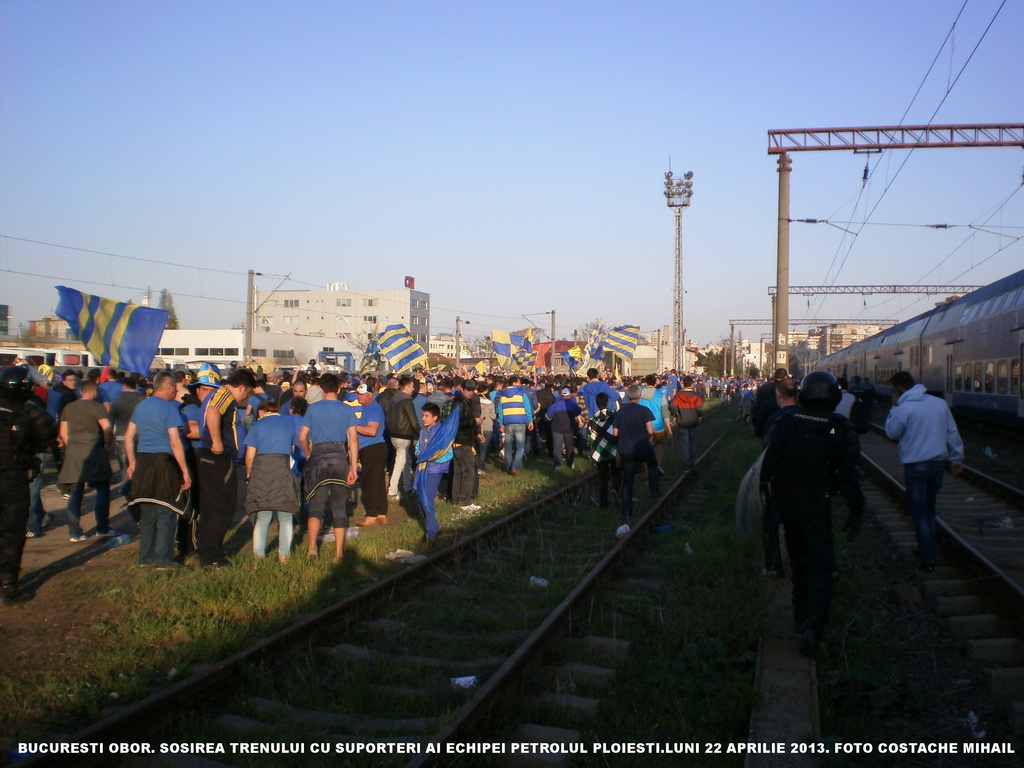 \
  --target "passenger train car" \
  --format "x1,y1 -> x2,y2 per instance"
817,267 -> 1024,429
